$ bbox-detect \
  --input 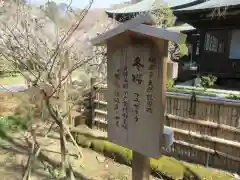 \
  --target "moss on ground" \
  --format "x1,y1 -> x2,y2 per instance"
75,131 -> 235,180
